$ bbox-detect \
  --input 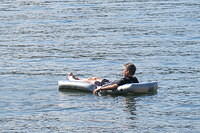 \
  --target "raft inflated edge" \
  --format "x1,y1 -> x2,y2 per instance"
58,80 -> 158,94
58,80 -> 96,92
